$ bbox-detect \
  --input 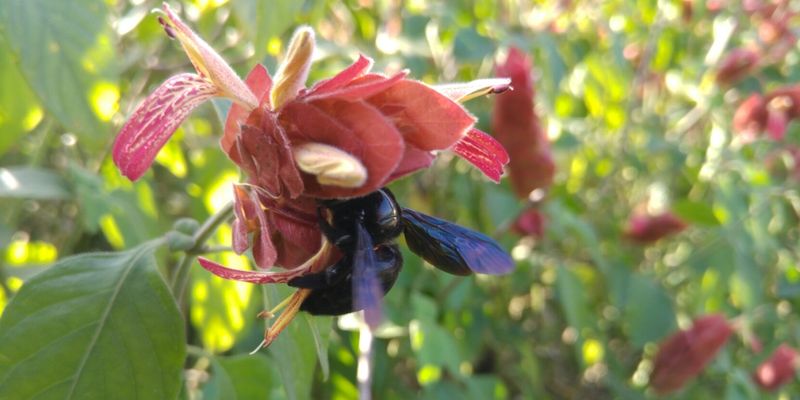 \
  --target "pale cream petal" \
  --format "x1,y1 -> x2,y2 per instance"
270,27 -> 315,110
293,142 -> 367,188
